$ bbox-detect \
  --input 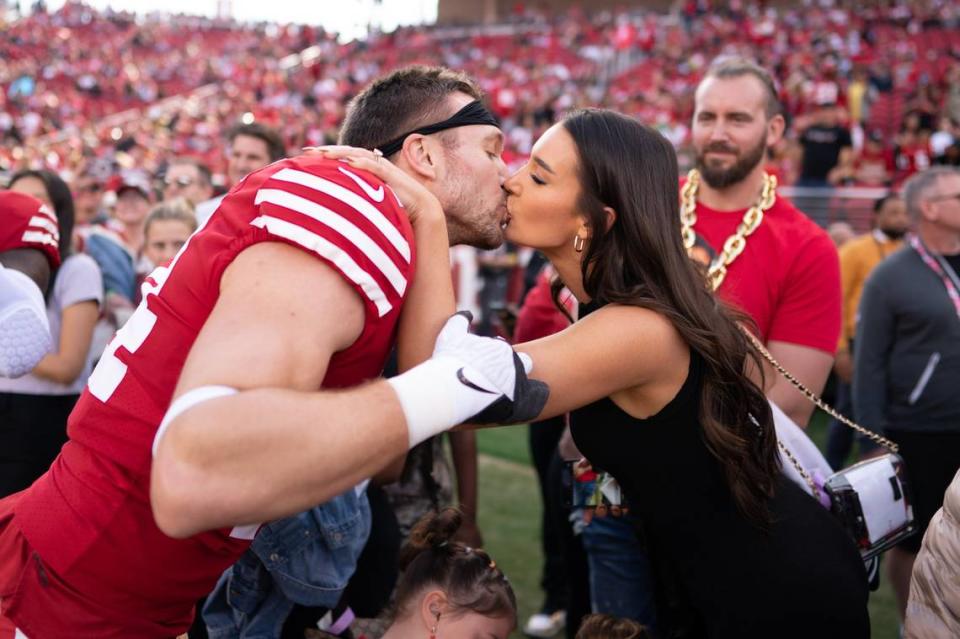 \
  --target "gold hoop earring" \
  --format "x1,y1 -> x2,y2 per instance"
573,235 -> 584,253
